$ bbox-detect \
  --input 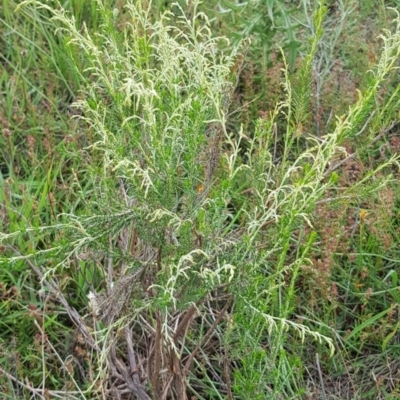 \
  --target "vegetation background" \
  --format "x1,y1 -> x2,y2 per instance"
1,0 -> 400,399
